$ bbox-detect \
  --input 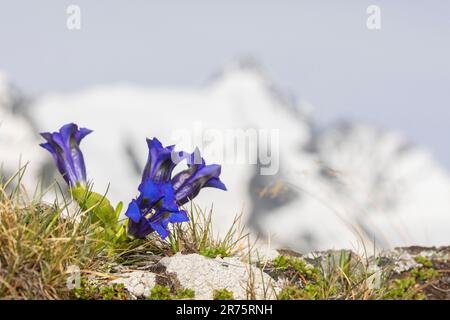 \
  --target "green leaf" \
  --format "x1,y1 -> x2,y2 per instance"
115,201 -> 123,220
70,186 -> 117,228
